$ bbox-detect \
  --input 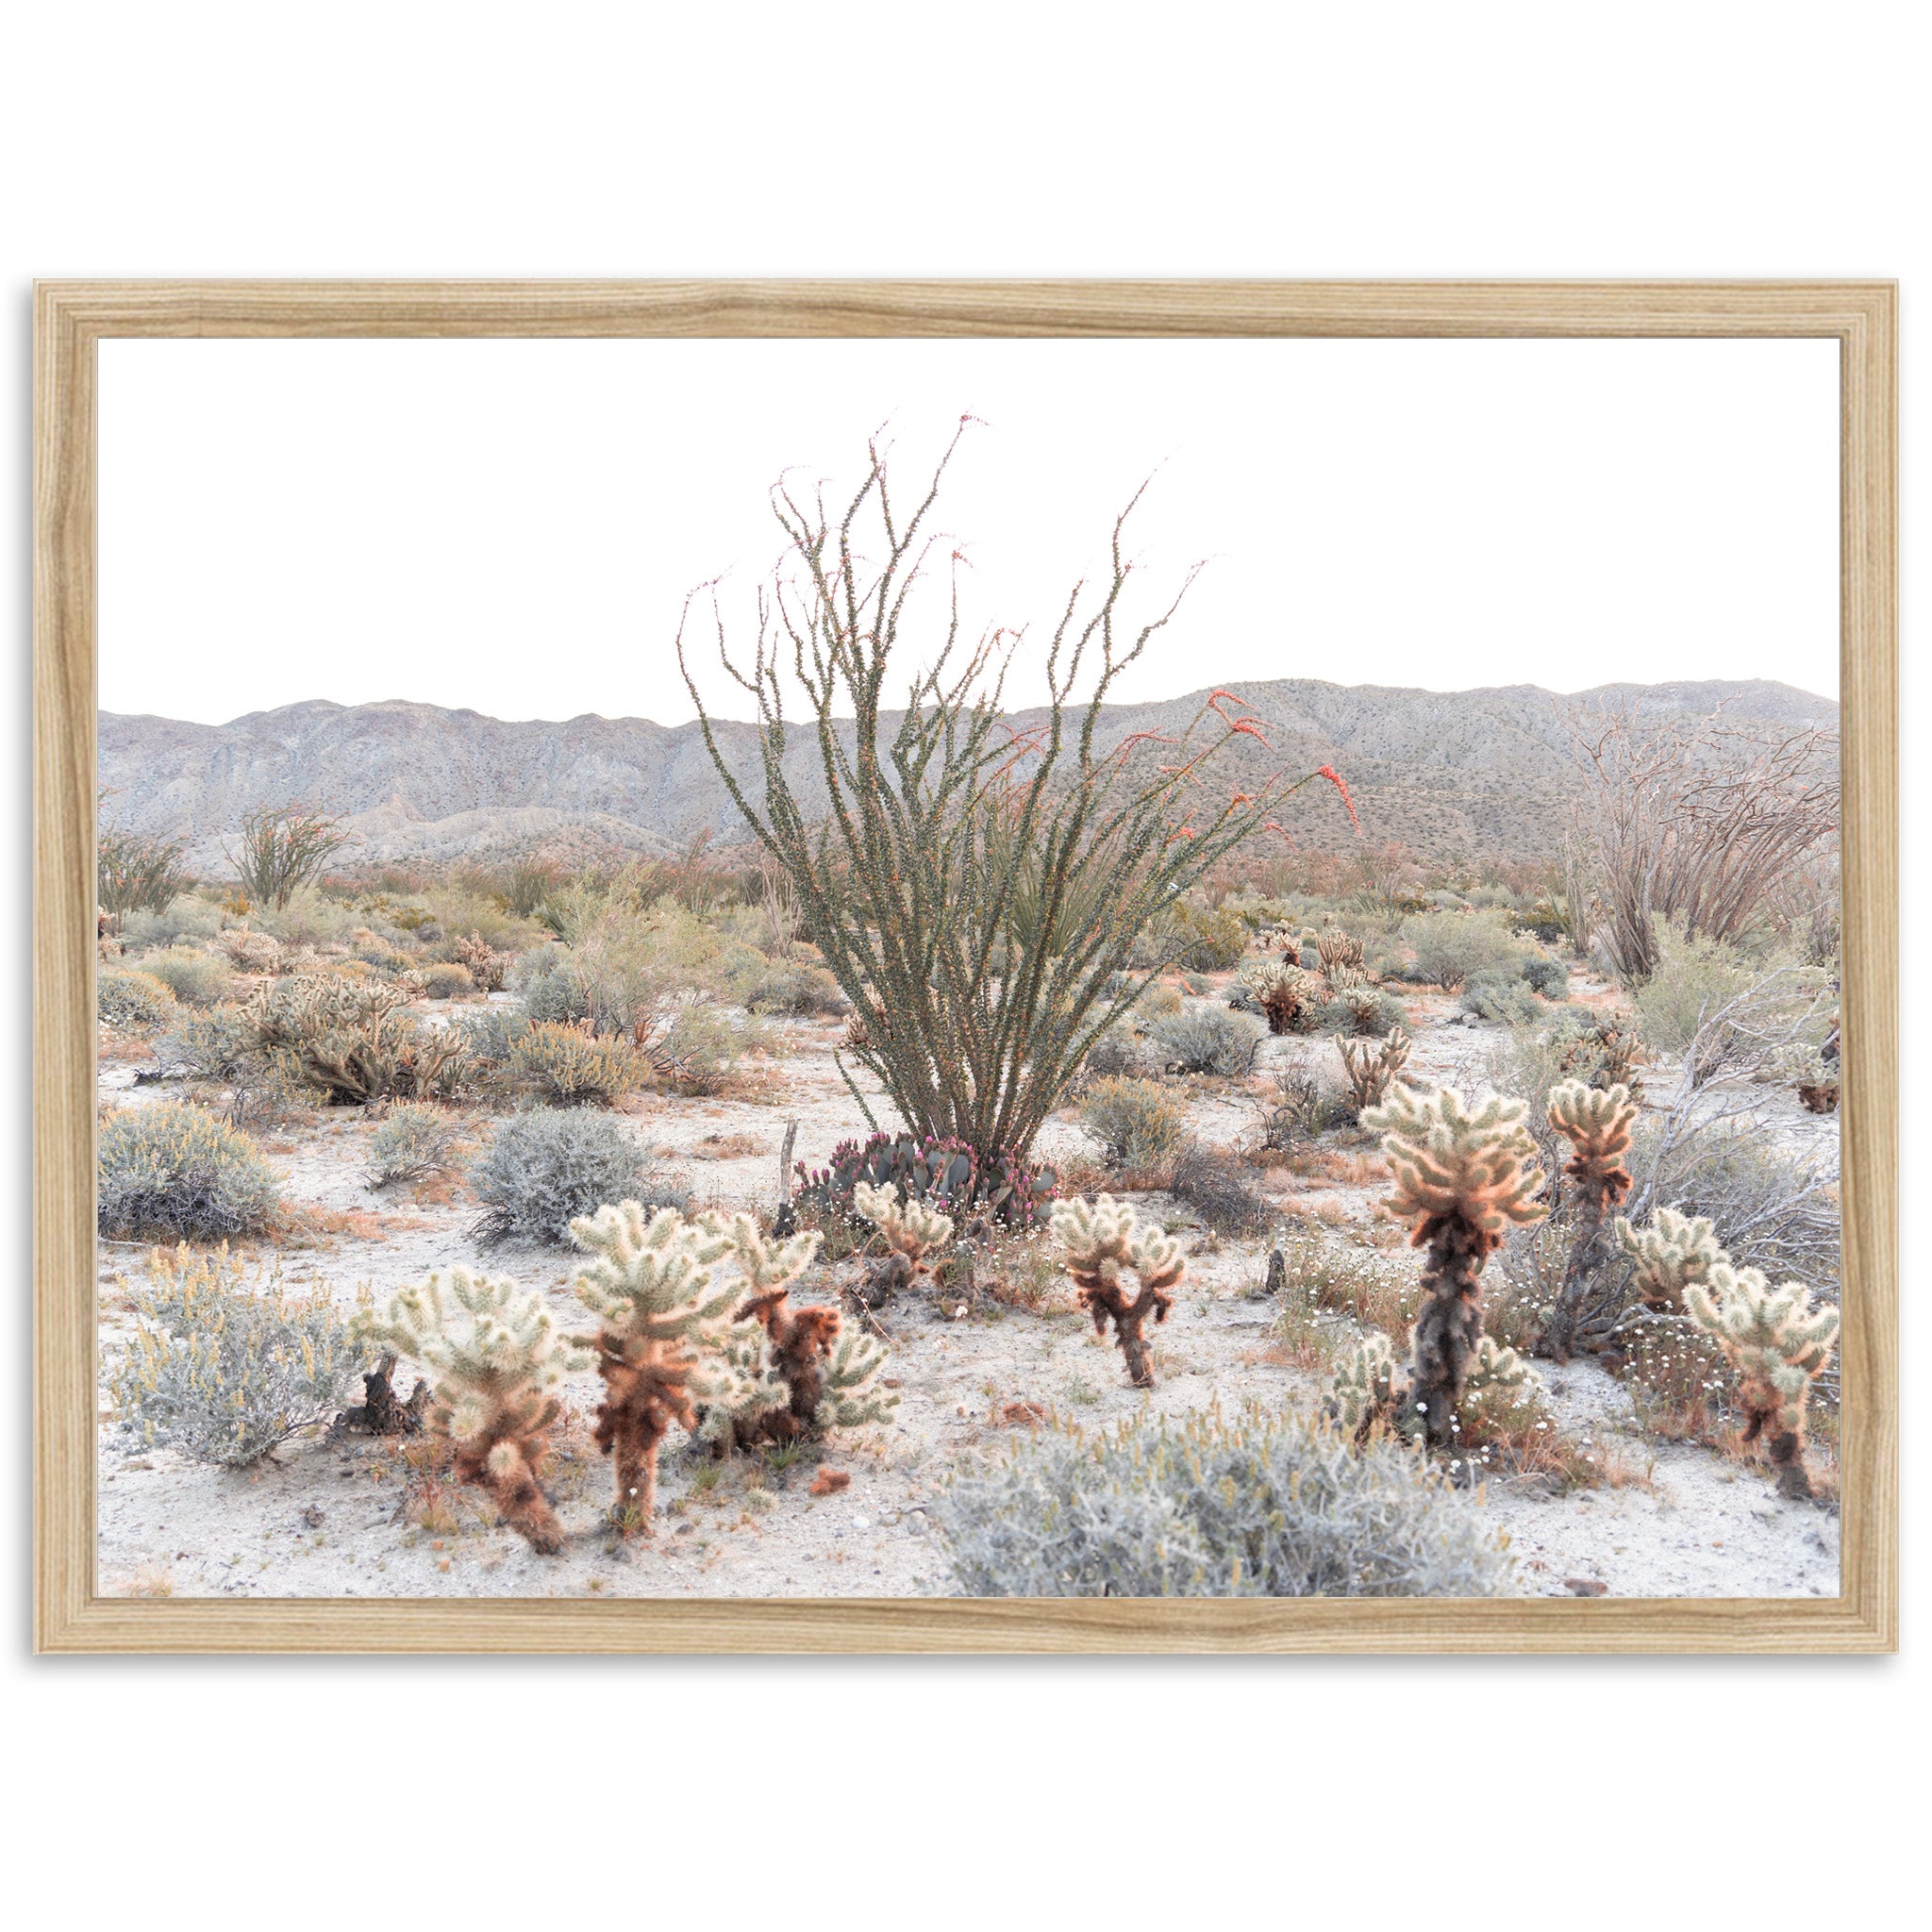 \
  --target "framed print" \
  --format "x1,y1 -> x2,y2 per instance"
35,280 -> 1897,1652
